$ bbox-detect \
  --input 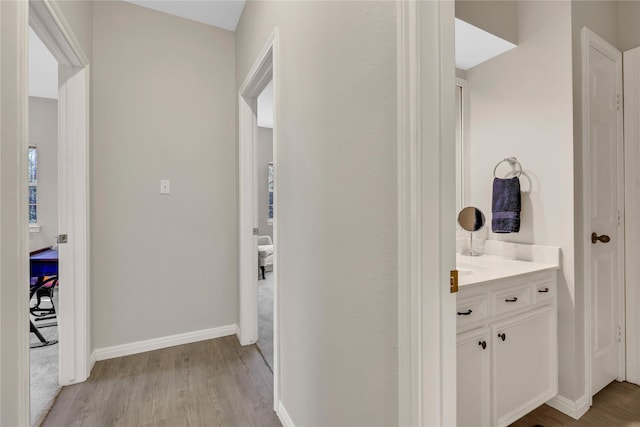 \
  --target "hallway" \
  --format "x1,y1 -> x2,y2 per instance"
41,336 -> 280,427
